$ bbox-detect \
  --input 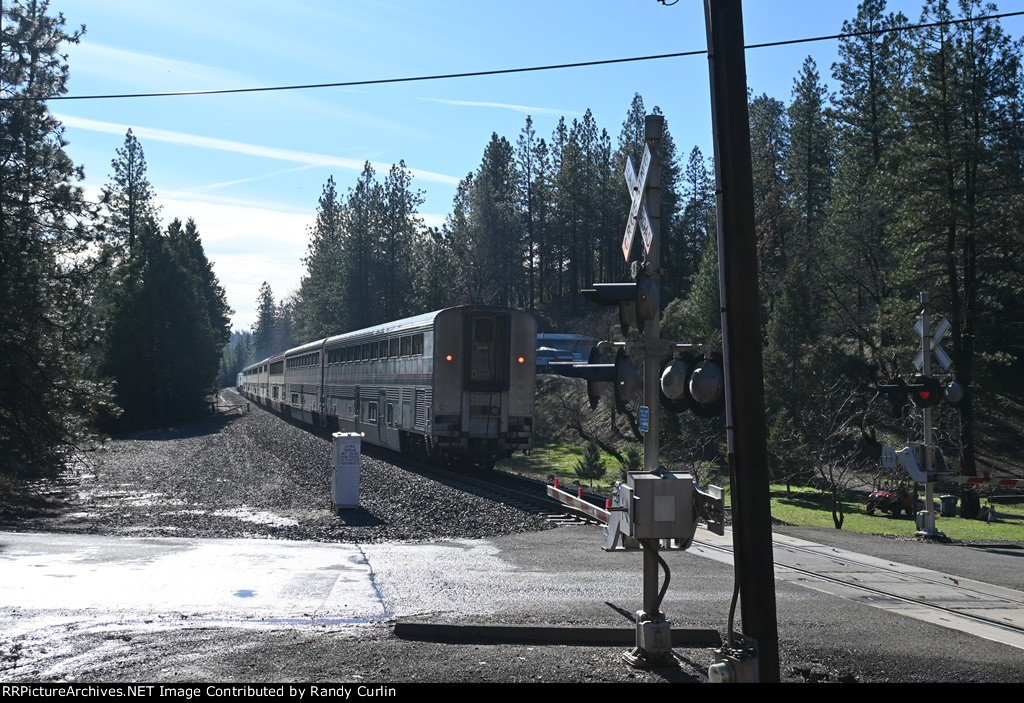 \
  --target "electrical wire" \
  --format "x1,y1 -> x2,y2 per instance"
2,10 -> 1020,102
